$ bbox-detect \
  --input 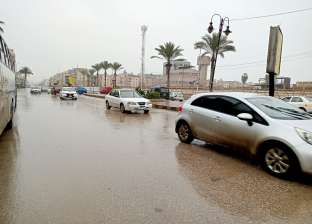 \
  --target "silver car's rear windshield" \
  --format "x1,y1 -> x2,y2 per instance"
120,90 -> 141,98
247,97 -> 312,120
